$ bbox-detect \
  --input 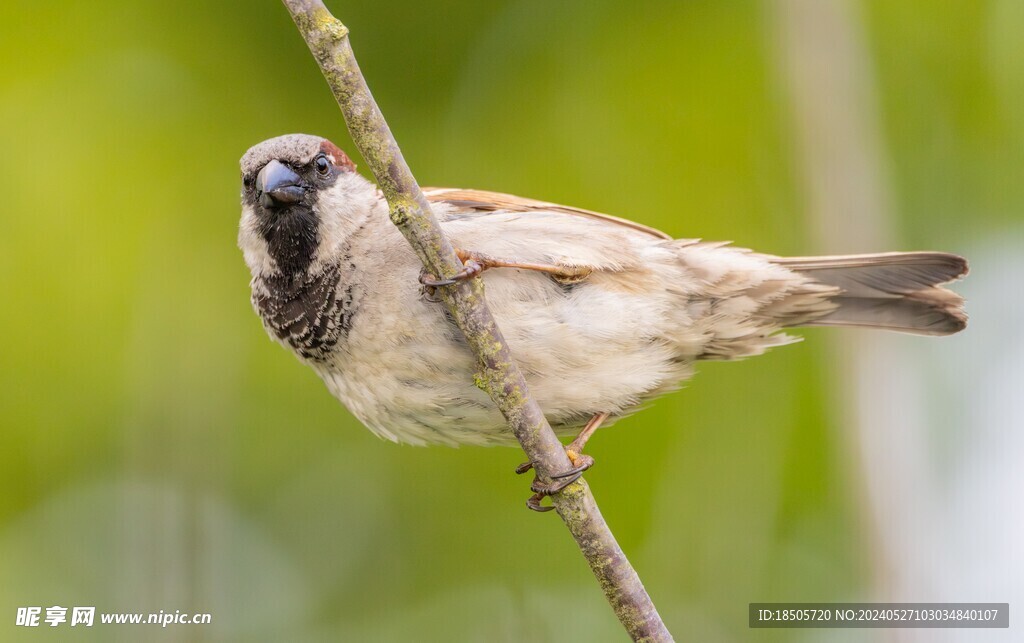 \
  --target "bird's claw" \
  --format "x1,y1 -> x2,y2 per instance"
526,492 -> 555,512
524,470 -> 584,512
522,451 -> 595,512
530,471 -> 582,495
418,259 -> 484,287
551,452 -> 595,479
515,450 -> 595,478
514,461 -> 534,475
